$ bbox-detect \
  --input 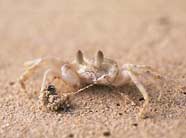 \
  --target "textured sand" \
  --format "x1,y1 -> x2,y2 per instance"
0,0 -> 186,138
